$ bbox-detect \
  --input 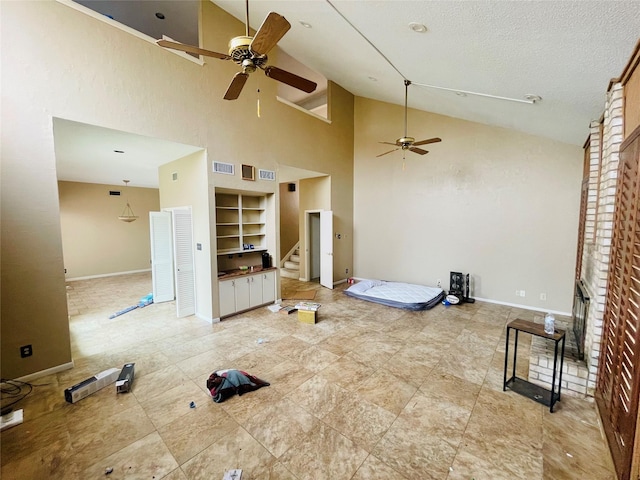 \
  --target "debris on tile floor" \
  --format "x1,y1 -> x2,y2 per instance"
115,363 -> 135,394
223,469 -> 242,480
64,367 -> 120,403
